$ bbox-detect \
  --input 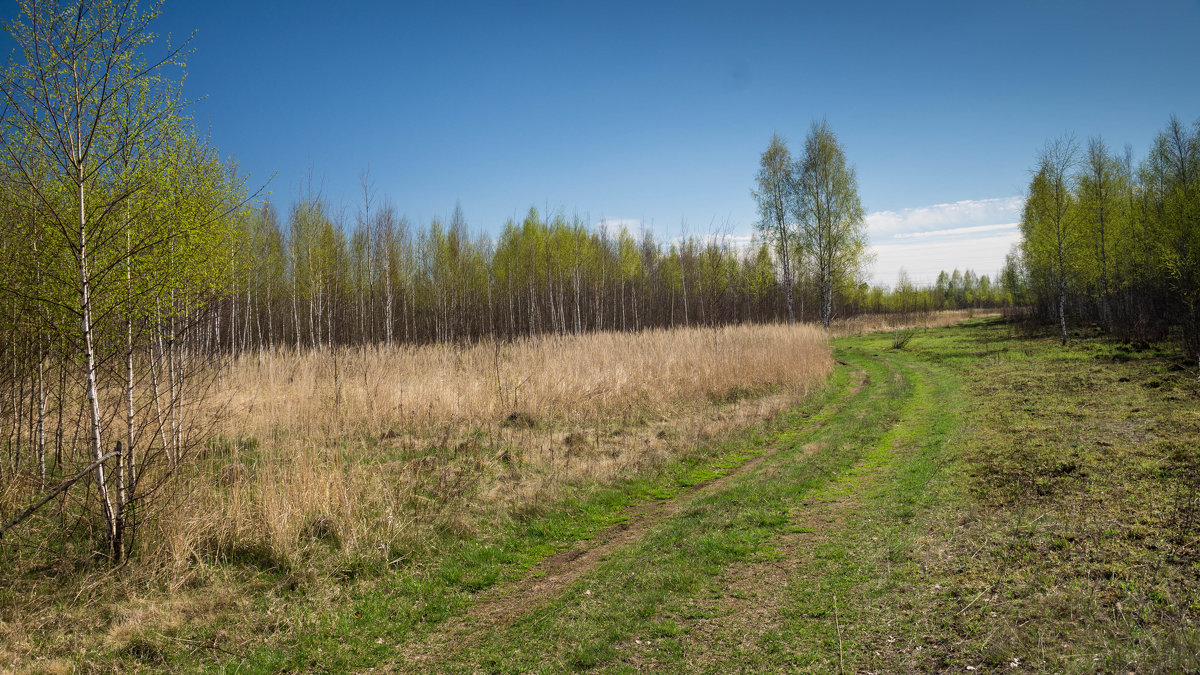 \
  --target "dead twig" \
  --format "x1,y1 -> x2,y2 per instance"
0,451 -> 120,540
152,631 -> 246,660
834,592 -> 845,674
956,577 -> 1003,617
